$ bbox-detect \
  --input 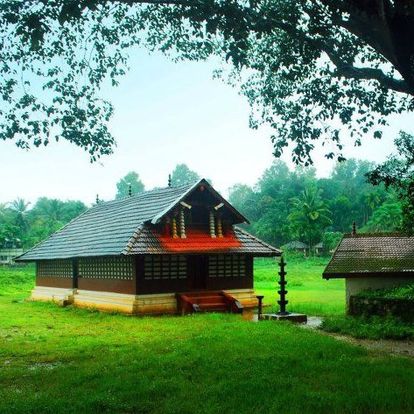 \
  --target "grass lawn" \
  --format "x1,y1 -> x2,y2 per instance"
321,315 -> 414,340
1,262 -> 414,413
